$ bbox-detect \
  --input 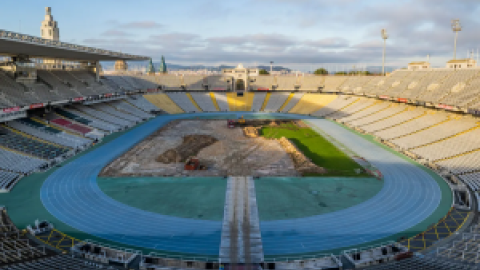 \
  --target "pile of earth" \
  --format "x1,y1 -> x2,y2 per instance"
156,135 -> 218,163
